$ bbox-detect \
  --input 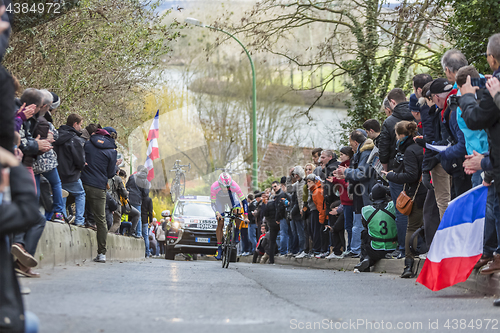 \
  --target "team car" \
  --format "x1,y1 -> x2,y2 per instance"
163,196 -> 218,260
